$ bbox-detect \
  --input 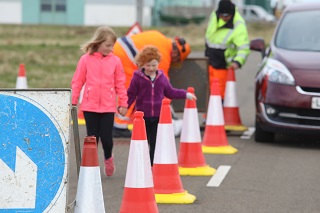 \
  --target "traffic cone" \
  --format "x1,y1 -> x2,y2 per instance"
15,64 -> 28,89
223,68 -> 248,132
74,136 -> 105,213
202,78 -> 238,154
153,98 -> 196,204
77,110 -> 85,125
119,111 -> 158,213
77,87 -> 85,125
178,87 -> 216,176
